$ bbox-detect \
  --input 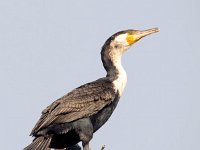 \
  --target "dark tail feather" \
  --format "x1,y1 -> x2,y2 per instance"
24,136 -> 51,150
